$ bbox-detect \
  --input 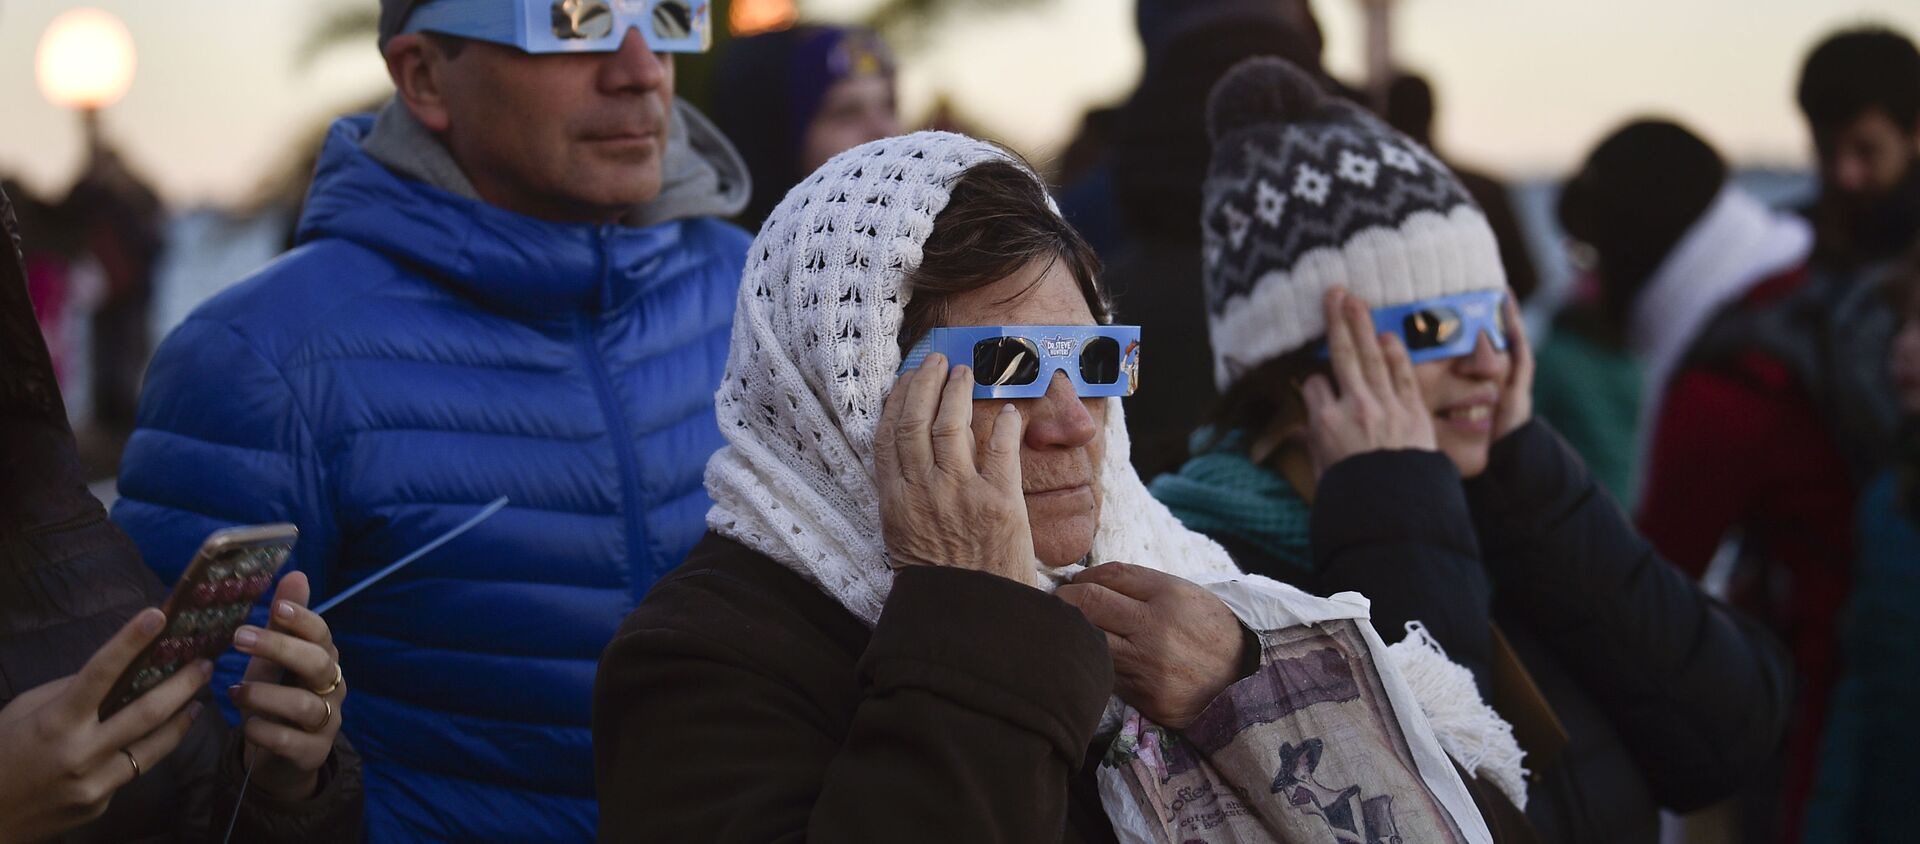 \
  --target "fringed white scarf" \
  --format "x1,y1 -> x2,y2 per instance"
703,131 -> 1525,828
